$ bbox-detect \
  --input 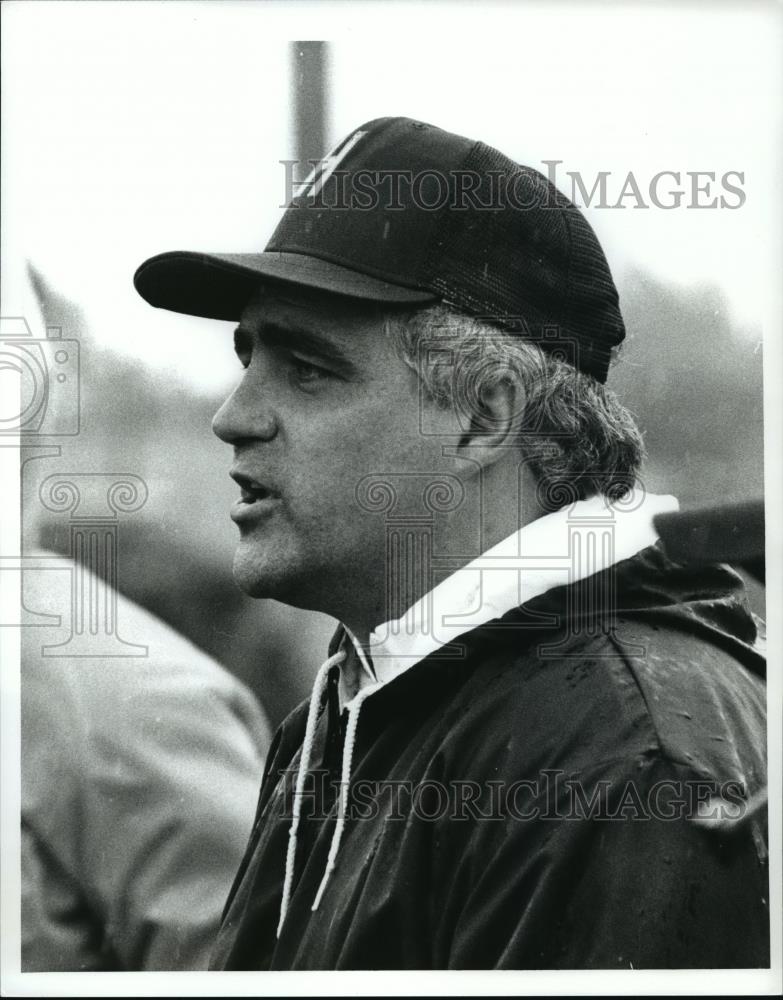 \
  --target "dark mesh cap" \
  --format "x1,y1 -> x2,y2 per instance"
134,117 -> 625,382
